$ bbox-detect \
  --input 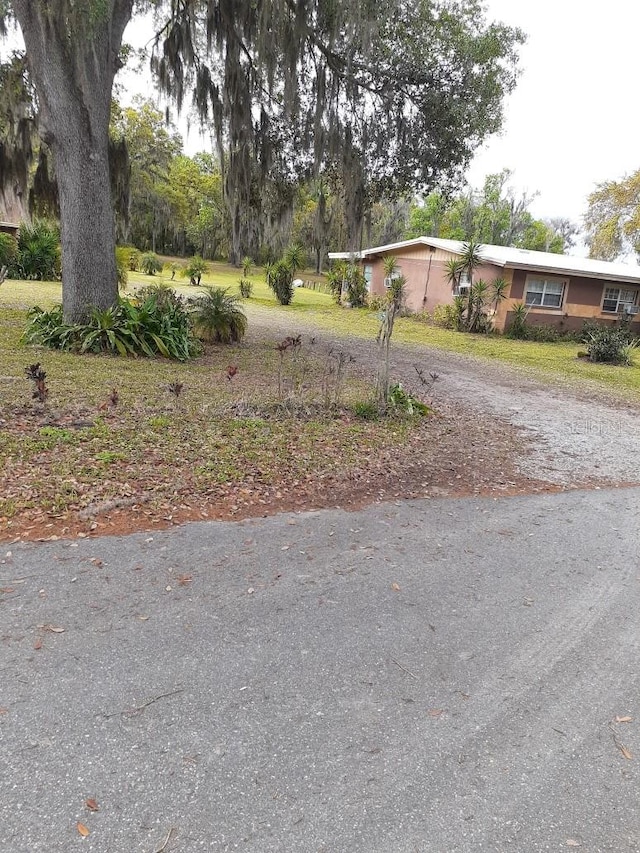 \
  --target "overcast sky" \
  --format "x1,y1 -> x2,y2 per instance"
466,0 -> 640,224
120,0 -> 640,234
